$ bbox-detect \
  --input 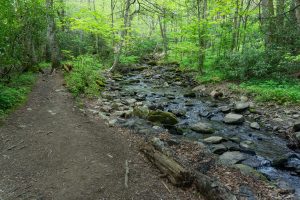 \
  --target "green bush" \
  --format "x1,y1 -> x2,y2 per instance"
214,48 -> 298,80
0,72 -> 36,116
65,55 -> 104,97
238,79 -> 300,104
119,55 -> 139,65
